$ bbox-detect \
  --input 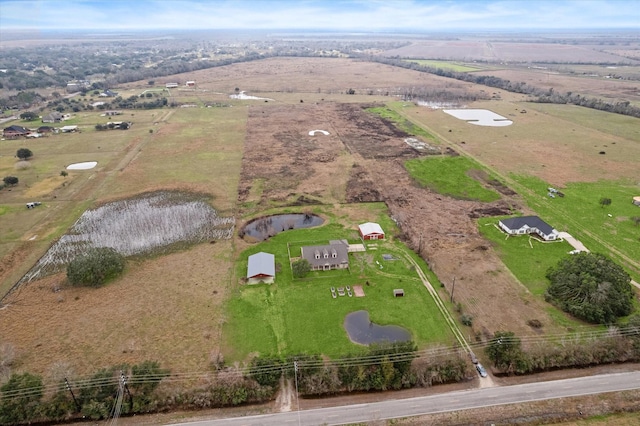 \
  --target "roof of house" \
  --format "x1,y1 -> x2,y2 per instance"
301,242 -> 349,269
247,252 -> 275,278
4,125 -> 29,133
500,216 -> 556,236
359,222 -> 384,235
43,112 -> 63,119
